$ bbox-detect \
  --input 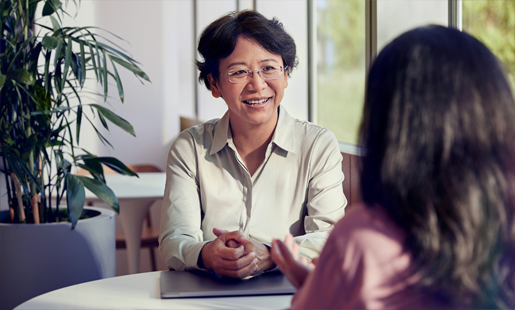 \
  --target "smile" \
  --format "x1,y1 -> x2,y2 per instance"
243,97 -> 272,106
